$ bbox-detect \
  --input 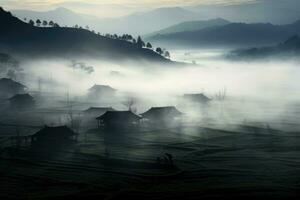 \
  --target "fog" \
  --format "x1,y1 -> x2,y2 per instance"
9,49 -> 298,132
22,49 -> 300,100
